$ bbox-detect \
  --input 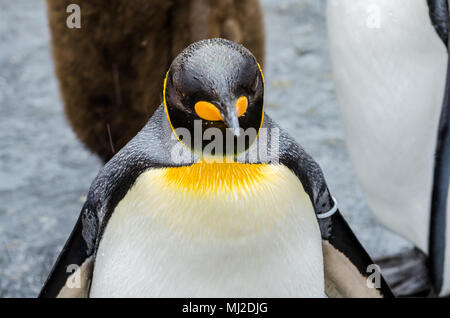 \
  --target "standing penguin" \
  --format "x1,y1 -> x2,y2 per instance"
46,0 -> 265,162
39,39 -> 392,298
327,0 -> 450,296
